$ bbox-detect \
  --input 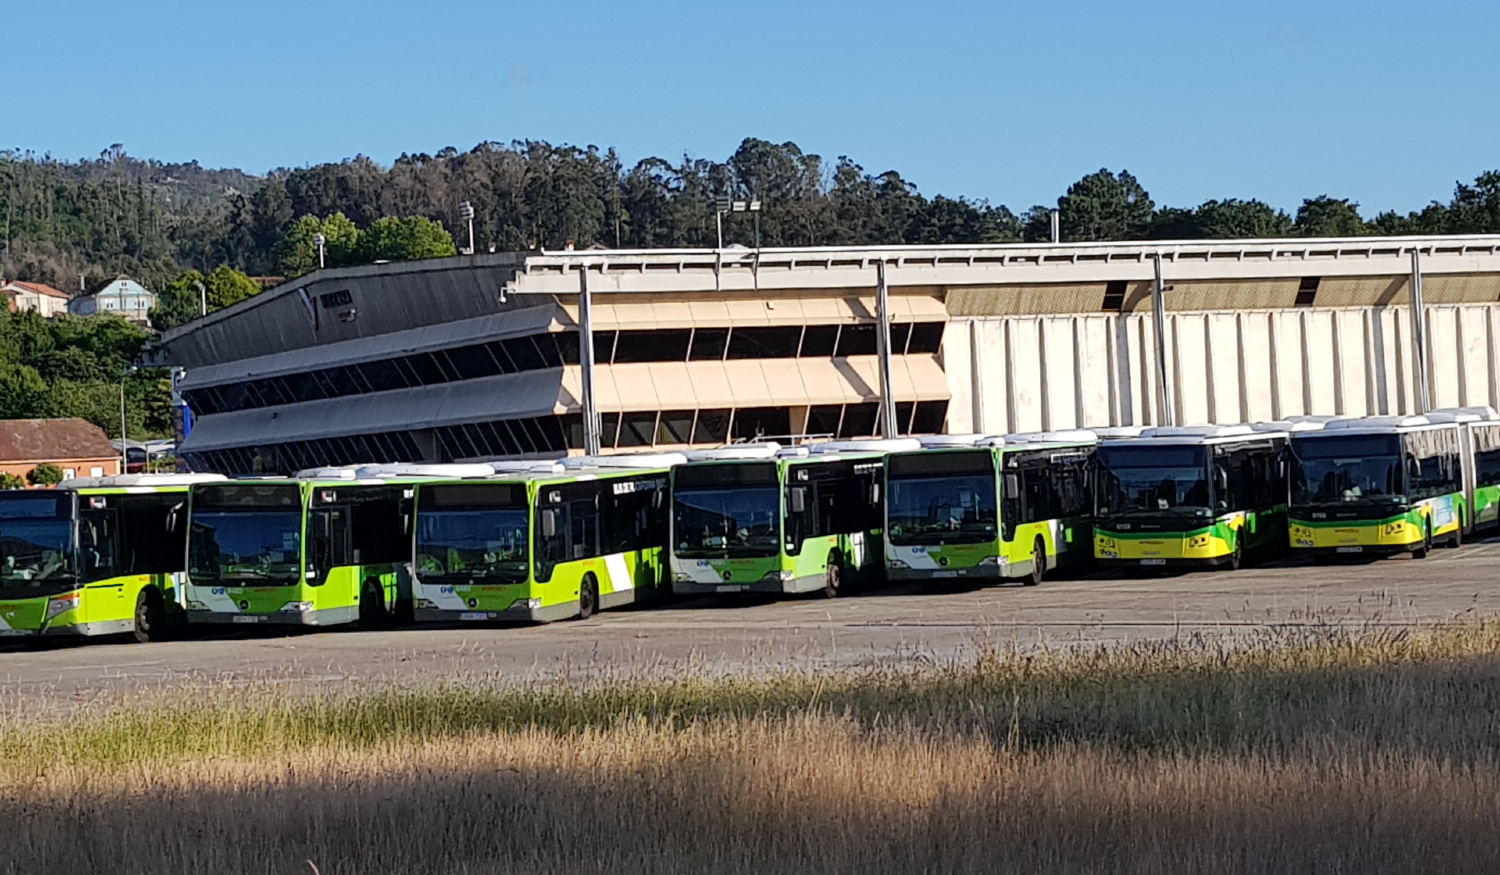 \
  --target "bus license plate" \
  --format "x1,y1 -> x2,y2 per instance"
719,585 -> 748,593
1336,546 -> 1363,553
932,570 -> 958,578
460,612 -> 490,621
1140,559 -> 1167,566
232,615 -> 261,624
